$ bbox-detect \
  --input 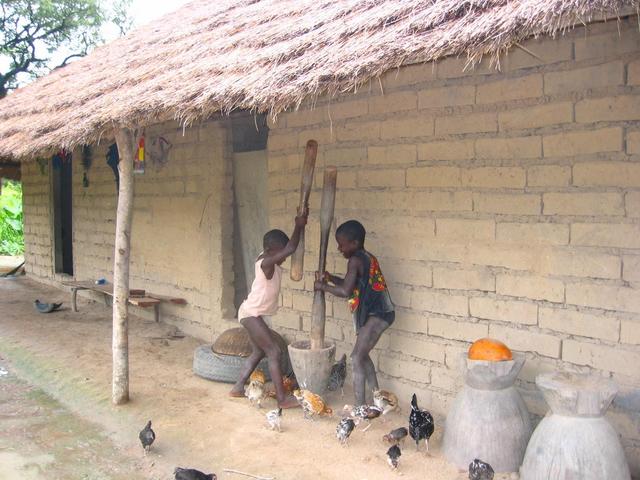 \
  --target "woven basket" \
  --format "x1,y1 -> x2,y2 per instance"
211,327 -> 289,358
